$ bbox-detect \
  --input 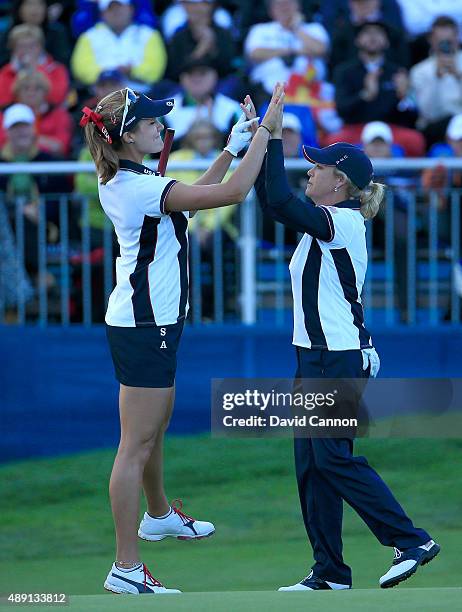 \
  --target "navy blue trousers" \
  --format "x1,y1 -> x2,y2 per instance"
294,347 -> 430,585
